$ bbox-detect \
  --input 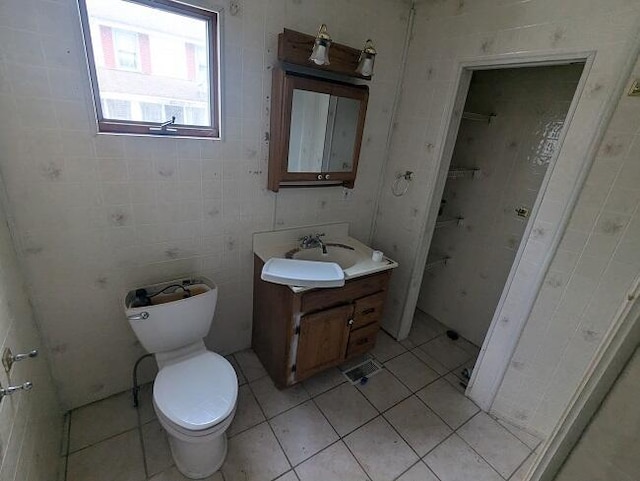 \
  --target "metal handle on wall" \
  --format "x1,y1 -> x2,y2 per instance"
392,171 -> 414,197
